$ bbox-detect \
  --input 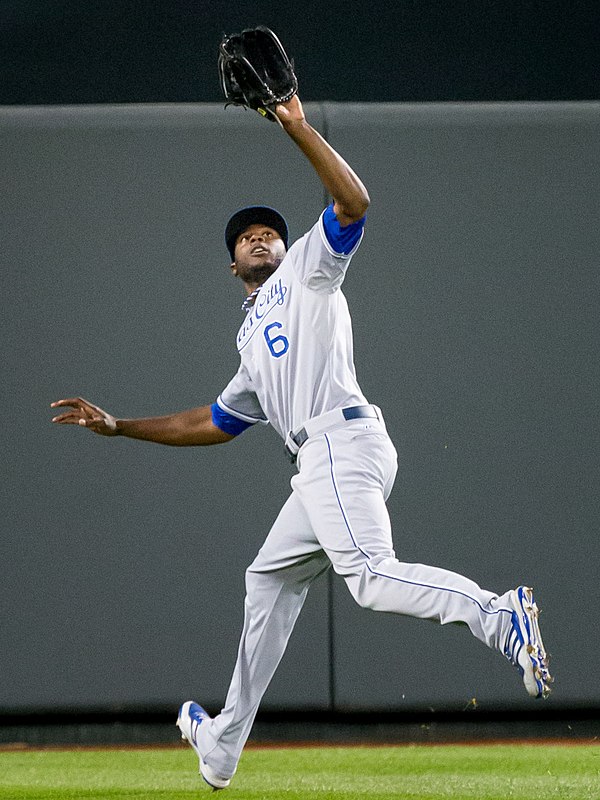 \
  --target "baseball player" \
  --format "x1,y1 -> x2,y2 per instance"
51,94 -> 551,790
